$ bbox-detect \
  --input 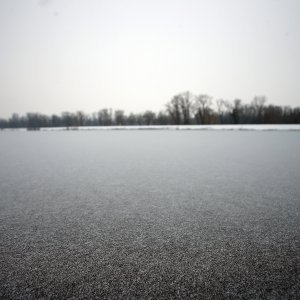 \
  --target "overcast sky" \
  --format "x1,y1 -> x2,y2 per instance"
0,0 -> 299,117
